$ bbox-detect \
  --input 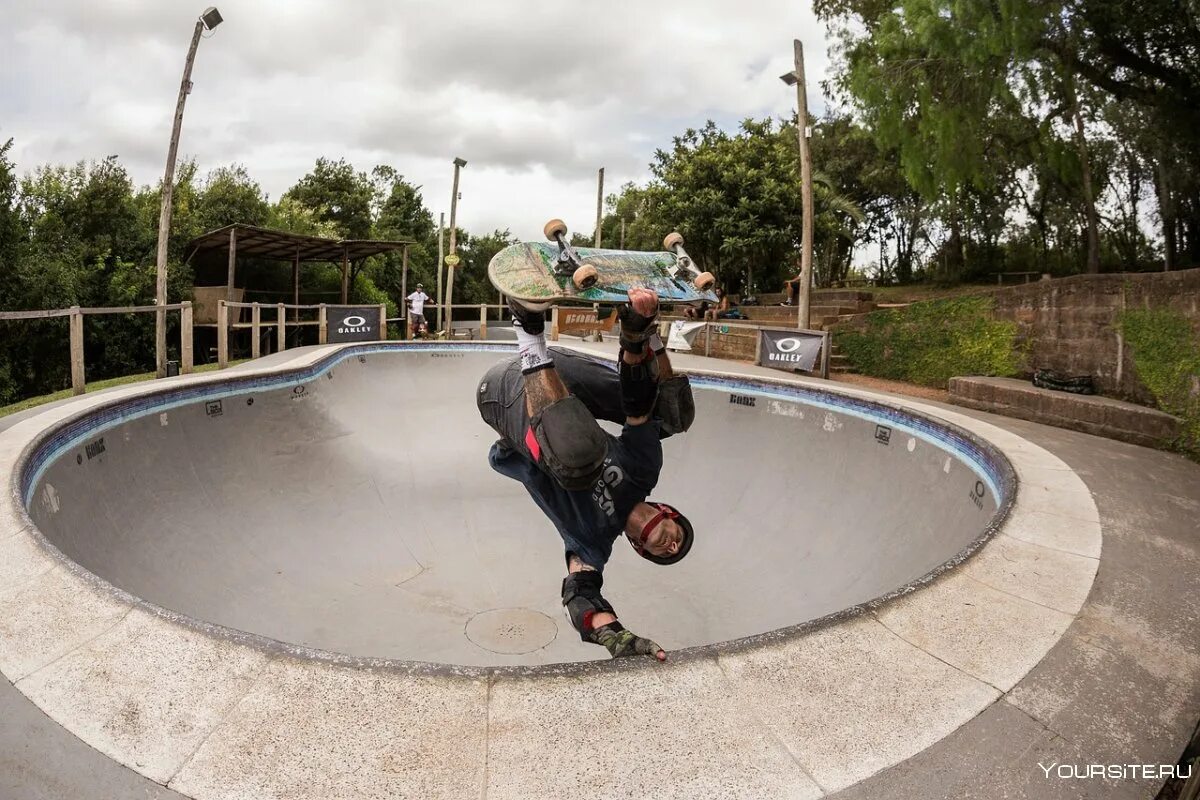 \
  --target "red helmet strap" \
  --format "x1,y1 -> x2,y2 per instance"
634,503 -> 679,556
